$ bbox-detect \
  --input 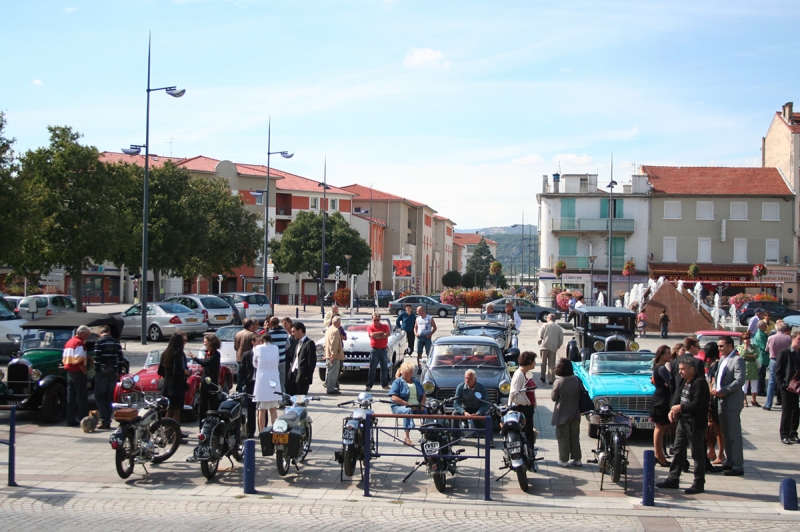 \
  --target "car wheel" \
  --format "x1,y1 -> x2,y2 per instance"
318,368 -> 326,381
41,382 -> 66,423
438,308 -> 447,318
396,308 -> 403,316
539,312 -> 549,323
148,324 -> 163,342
